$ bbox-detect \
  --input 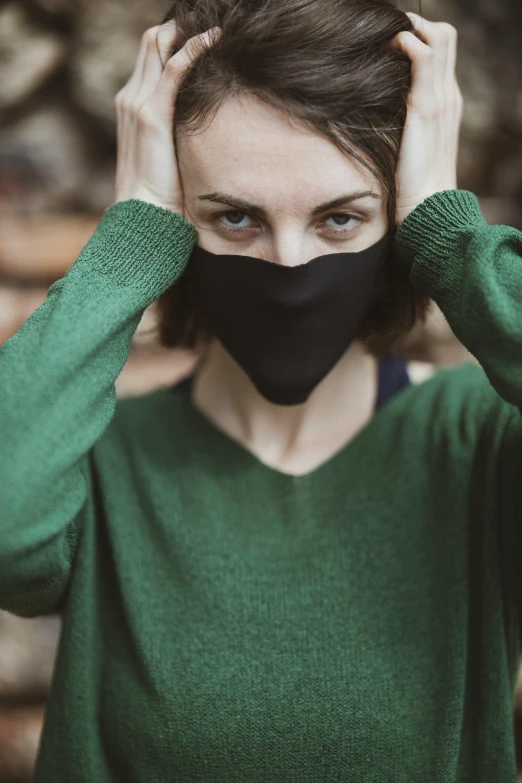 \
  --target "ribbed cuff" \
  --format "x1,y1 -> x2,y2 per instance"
76,199 -> 198,304
393,190 -> 489,321
395,190 -> 487,274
